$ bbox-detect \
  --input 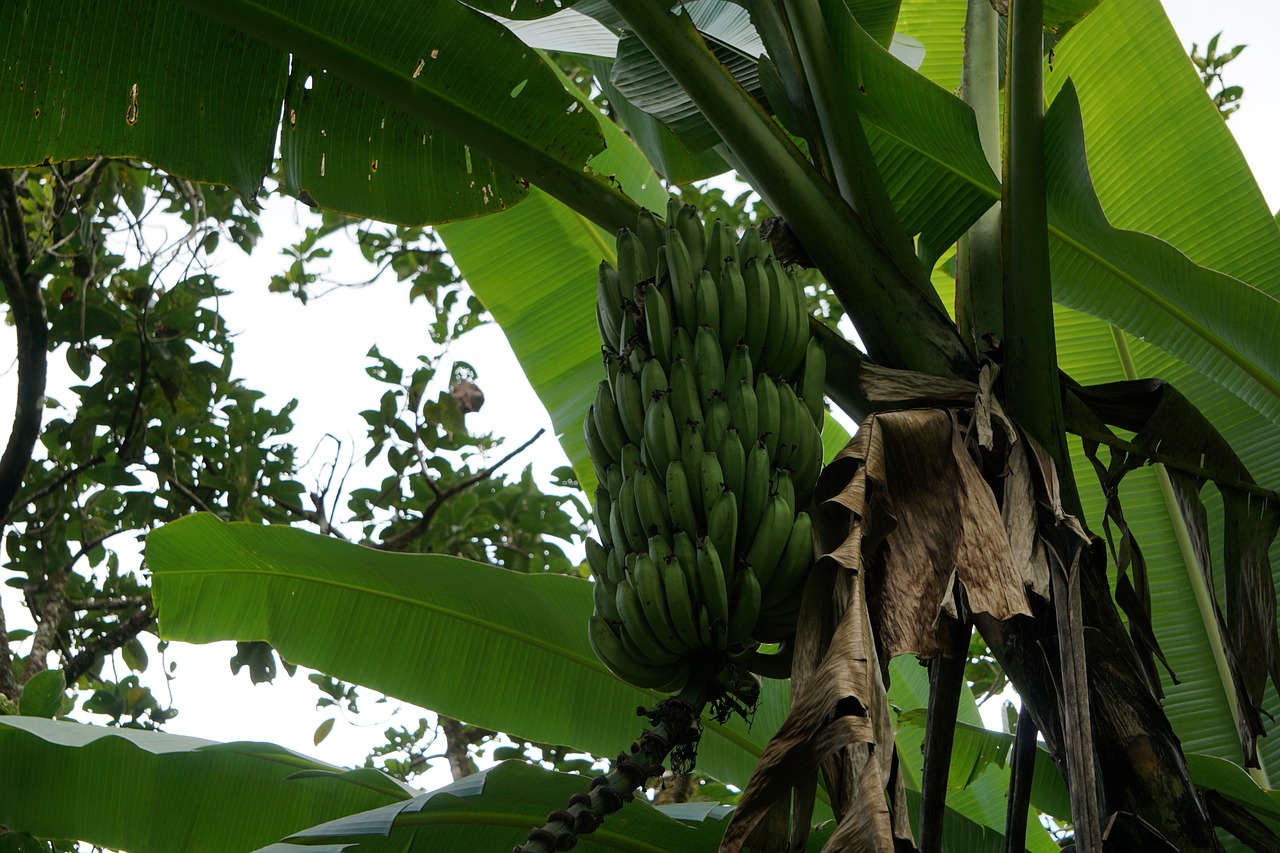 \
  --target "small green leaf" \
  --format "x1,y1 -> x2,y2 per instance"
313,718 -> 335,746
19,670 -> 66,719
